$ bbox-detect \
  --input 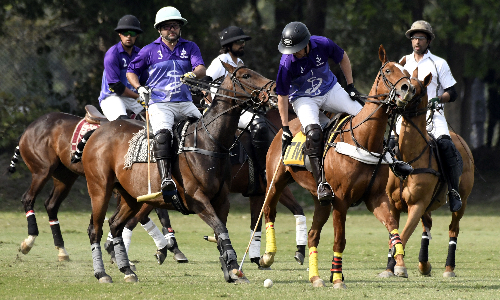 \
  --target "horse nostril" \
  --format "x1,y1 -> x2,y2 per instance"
401,84 -> 409,92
